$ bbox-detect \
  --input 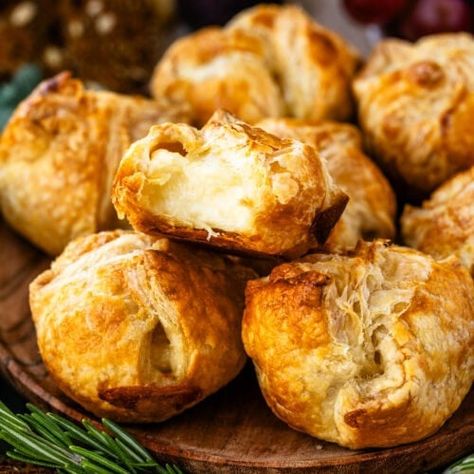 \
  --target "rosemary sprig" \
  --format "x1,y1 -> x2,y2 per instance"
0,401 -> 183,474
445,453 -> 474,473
